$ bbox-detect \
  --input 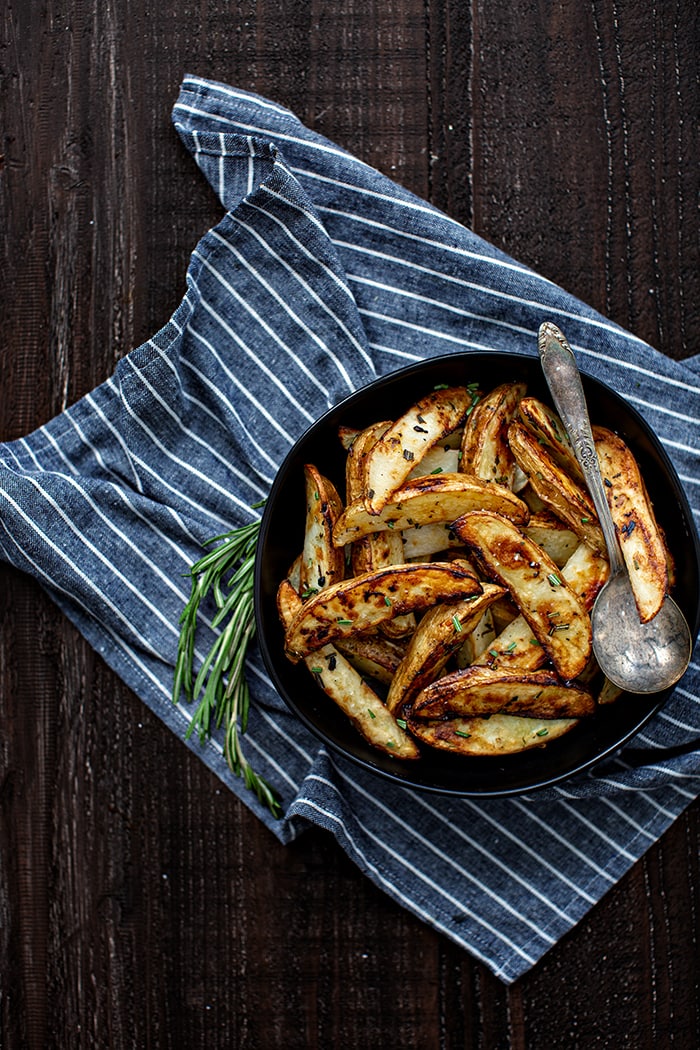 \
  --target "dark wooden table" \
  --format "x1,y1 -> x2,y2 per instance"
2,2 -> 698,1046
